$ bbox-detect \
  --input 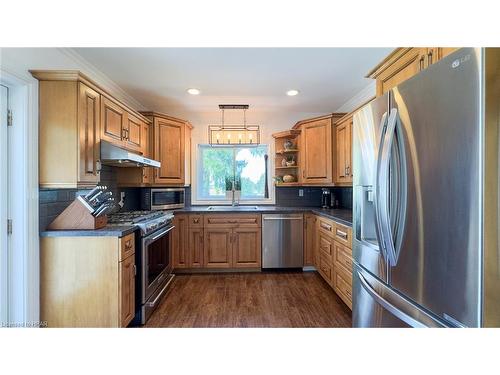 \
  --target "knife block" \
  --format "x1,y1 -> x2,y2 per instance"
47,198 -> 107,230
